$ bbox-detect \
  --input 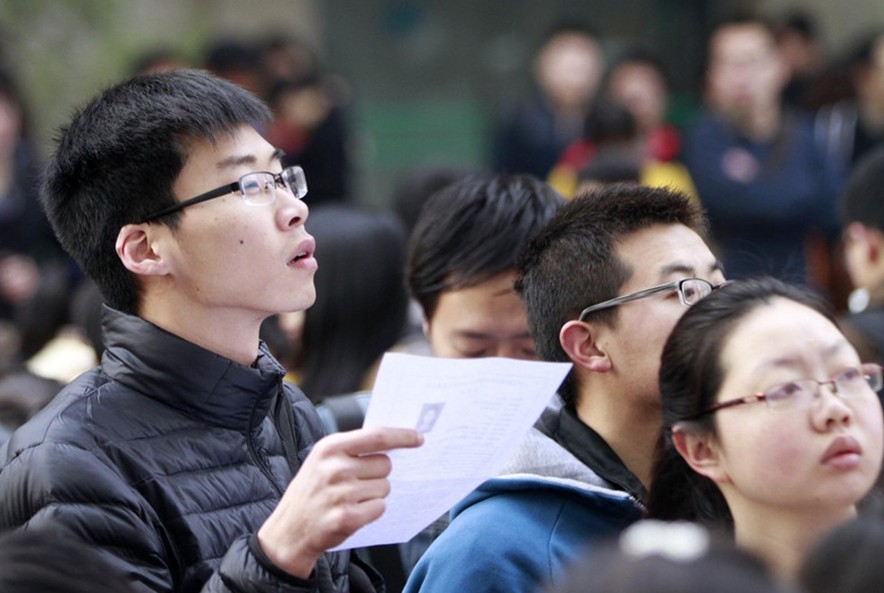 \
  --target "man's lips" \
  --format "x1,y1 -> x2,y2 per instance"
289,237 -> 316,267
